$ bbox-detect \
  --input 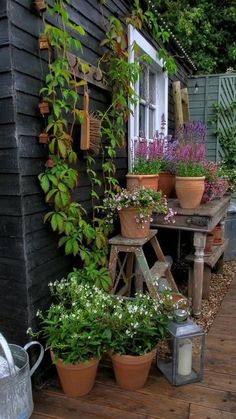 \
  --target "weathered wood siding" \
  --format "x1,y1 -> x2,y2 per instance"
0,0 -> 193,344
